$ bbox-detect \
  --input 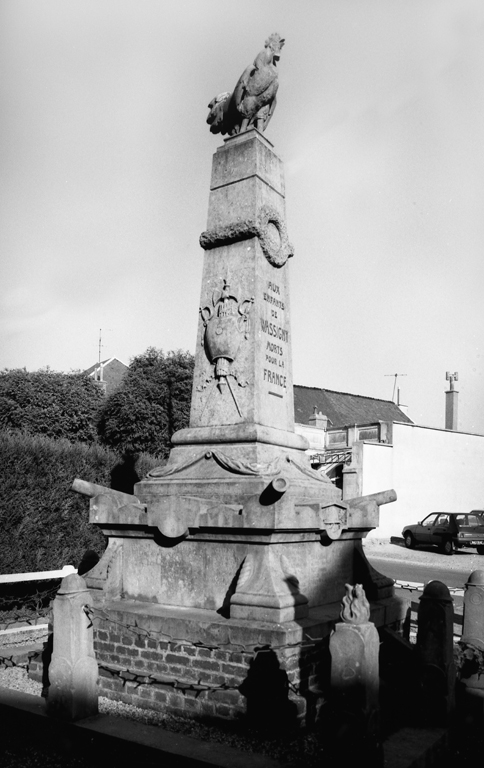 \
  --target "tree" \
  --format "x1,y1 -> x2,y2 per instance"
0,368 -> 105,443
97,348 -> 194,458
